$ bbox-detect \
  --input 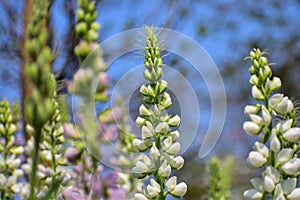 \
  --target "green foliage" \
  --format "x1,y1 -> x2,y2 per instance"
209,156 -> 233,200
